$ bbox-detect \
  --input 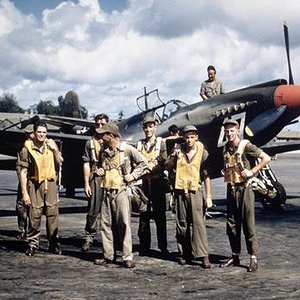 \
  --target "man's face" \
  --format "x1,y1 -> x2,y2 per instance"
34,126 -> 47,143
143,122 -> 157,139
100,132 -> 111,146
184,132 -> 197,148
95,118 -> 107,129
208,70 -> 216,81
224,125 -> 239,143
169,130 -> 179,137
